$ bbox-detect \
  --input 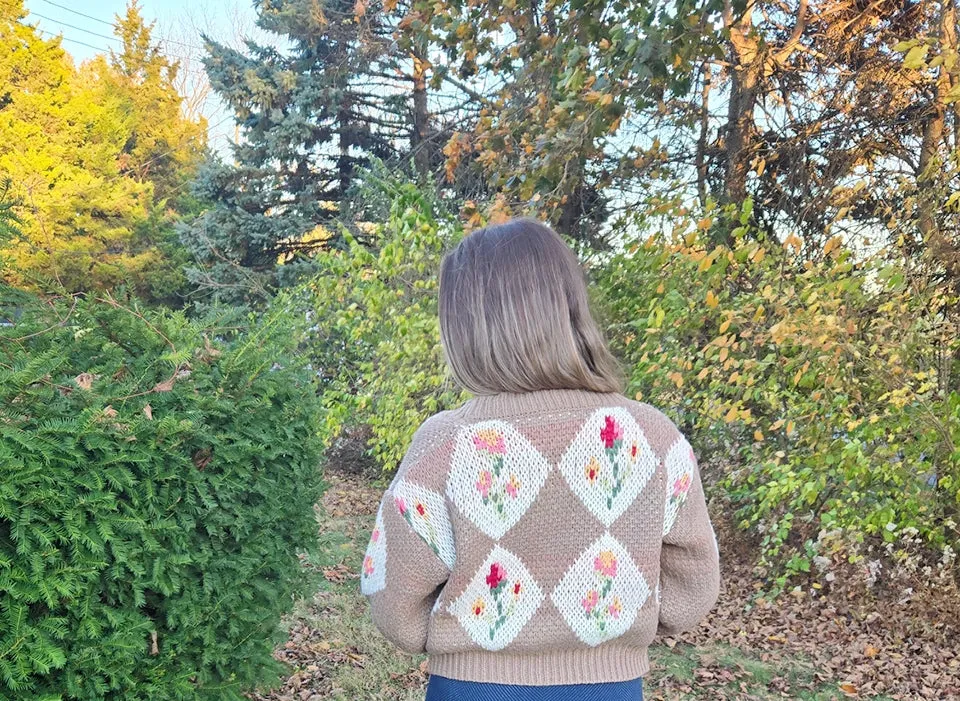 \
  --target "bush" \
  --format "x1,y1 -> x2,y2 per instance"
307,177 -> 466,471
0,288 -> 325,700
598,201 -> 960,585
